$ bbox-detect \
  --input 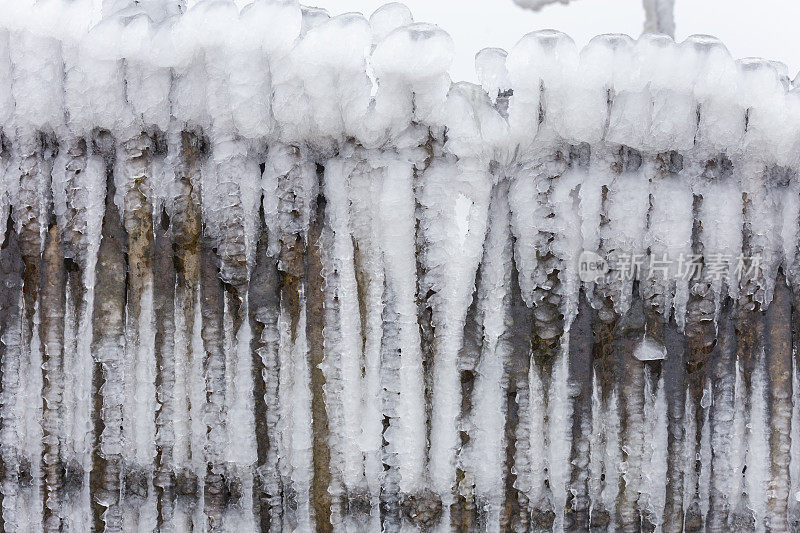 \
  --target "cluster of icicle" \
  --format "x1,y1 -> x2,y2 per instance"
1,0 -> 800,532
